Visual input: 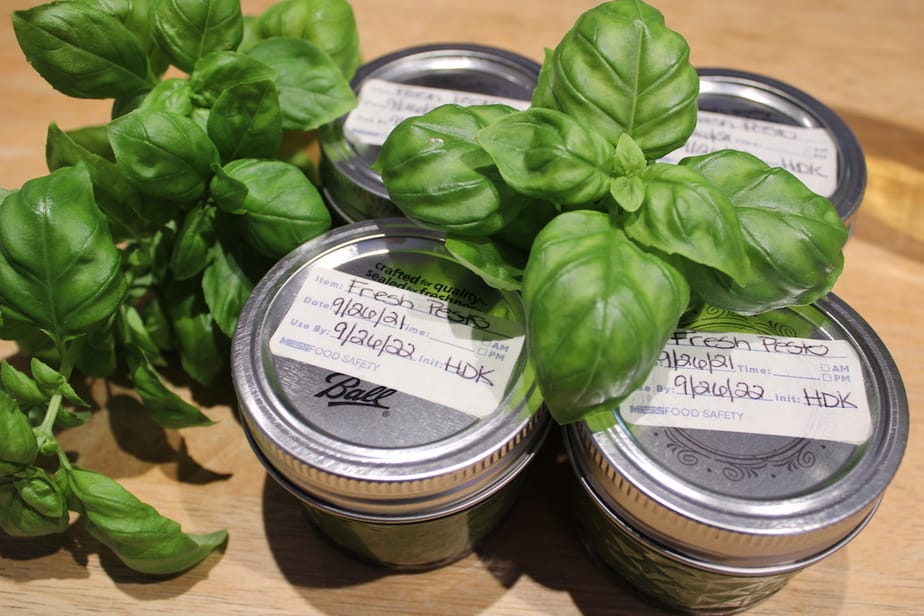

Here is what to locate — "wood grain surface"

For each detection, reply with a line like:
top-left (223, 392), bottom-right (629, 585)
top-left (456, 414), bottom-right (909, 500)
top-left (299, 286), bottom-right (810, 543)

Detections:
top-left (1, 1), bottom-right (922, 614)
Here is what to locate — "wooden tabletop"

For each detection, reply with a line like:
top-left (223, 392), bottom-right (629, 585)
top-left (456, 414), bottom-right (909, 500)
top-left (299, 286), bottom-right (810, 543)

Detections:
top-left (2, 1), bottom-right (922, 614)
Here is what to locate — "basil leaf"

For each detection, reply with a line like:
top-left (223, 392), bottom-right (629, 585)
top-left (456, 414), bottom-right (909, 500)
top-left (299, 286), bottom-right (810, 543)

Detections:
top-left (152, 0), bottom-right (244, 73)
top-left (0, 467), bottom-right (69, 537)
top-left (71, 322), bottom-right (118, 378)
top-left (207, 80), bottom-right (283, 162)
top-left (189, 51), bottom-right (277, 108)
top-left (0, 309), bottom-right (56, 362)
top-left (680, 150), bottom-right (848, 314)
top-left (609, 133), bottom-right (647, 212)
top-left (170, 204), bottom-right (217, 281)
top-left (445, 236), bottom-right (526, 292)
top-left (376, 104), bottom-right (527, 236)
top-left (1, 361), bottom-right (47, 407)
top-left (245, 37), bottom-right (356, 131)
top-left (532, 0), bottom-right (698, 160)
top-left (71, 0), bottom-right (171, 76)
top-left (163, 279), bottom-right (226, 385)
top-left (621, 162), bottom-right (750, 284)
top-left (255, 0), bottom-right (361, 79)
top-left (50, 123), bottom-right (113, 161)
top-left (202, 241), bottom-right (255, 338)
top-left (118, 305), bottom-right (166, 366)
top-left (137, 78), bottom-right (194, 116)
top-left (0, 166), bottom-right (127, 344)
top-left (31, 358), bottom-right (89, 407)
top-left (109, 109), bottom-right (220, 203)
top-left (491, 199), bottom-right (559, 252)
top-left (125, 347), bottom-right (214, 428)
top-left (610, 175), bottom-right (645, 213)
top-left (523, 210), bottom-right (690, 423)
top-left (45, 122), bottom-right (146, 240)
top-left (477, 107), bottom-right (614, 207)
top-left (0, 391), bottom-right (39, 466)
top-left (69, 467), bottom-right (226, 574)
top-left (210, 159), bottom-right (331, 259)
top-left (12, 1), bottom-right (155, 99)
top-left (138, 296), bottom-right (173, 354)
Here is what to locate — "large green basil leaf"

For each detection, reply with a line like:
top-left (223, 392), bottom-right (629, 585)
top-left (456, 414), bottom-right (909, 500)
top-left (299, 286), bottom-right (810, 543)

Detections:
top-left (376, 104), bottom-right (527, 236)
top-left (0, 391), bottom-right (38, 466)
top-left (0, 167), bottom-right (127, 344)
top-left (12, 1), bottom-right (155, 99)
top-left (108, 109), bottom-right (220, 203)
top-left (254, 0), bottom-right (361, 79)
top-left (523, 210), bottom-right (690, 423)
top-left (477, 107), bottom-right (614, 207)
top-left (680, 150), bottom-right (848, 314)
top-left (207, 80), bottom-right (283, 162)
top-left (621, 162), bottom-right (750, 284)
top-left (209, 159), bottom-right (331, 259)
top-left (189, 51), bottom-right (278, 107)
top-left (45, 122), bottom-right (146, 240)
top-left (152, 0), bottom-right (244, 73)
top-left (245, 37), bottom-right (356, 131)
top-left (69, 467), bottom-right (226, 574)
top-left (532, 0), bottom-right (698, 160)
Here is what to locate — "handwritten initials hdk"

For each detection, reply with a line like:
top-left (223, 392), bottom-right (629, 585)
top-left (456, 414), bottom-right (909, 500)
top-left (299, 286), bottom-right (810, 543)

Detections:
top-left (314, 372), bottom-right (396, 410)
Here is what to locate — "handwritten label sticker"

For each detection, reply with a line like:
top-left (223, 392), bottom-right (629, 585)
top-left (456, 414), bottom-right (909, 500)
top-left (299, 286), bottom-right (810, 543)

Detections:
top-left (342, 78), bottom-right (531, 146)
top-left (269, 267), bottom-right (525, 418)
top-left (659, 110), bottom-right (839, 197)
top-left (620, 331), bottom-right (872, 444)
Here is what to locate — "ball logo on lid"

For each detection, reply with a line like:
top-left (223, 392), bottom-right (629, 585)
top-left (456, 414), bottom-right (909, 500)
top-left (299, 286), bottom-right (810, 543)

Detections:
top-left (314, 372), bottom-right (397, 410)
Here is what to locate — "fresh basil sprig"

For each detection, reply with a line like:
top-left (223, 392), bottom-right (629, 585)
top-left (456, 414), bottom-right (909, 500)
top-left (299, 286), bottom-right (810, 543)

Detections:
top-left (4, 0), bottom-right (360, 574)
top-left (376, 0), bottom-right (848, 424)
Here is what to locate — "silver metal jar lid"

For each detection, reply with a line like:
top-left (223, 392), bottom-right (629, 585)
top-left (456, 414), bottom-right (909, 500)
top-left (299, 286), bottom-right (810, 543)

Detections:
top-left (565, 294), bottom-right (907, 571)
top-left (662, 68), bottom-right (867, 230)
top-left (318, 44), bottom-right (541, 224)
top-left (232, 219), bottom-right (547, 521)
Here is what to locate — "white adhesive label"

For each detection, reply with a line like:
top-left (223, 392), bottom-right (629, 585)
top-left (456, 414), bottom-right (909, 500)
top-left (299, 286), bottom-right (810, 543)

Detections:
top-left (620, 331), bottom-right (872, 444)
top-left (343, 78), bottom-right (532, 146)
top-left (269, 268), bottom-right (525, 418)
top-left (659, 110), bottom-right (839, 197)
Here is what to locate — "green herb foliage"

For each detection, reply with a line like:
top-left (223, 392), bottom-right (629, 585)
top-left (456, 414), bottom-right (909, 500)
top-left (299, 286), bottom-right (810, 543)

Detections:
top-left (3, 0), bottom-right (360, 574)
top-left (376, 0), bottom-right (849, 424)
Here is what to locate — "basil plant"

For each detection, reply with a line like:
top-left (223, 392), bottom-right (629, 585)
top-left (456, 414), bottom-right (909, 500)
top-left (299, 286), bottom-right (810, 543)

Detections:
top-left (376, 0), bottom-right (848, 424)
top-left (2, 0), bottom-right (361, 575)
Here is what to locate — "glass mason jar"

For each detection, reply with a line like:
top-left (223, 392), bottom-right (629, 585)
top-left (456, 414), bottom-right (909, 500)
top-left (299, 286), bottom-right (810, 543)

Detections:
top-left (232, 219), bottom-right (549, 570)
top-left (564, 298), bottom-right (907, 613)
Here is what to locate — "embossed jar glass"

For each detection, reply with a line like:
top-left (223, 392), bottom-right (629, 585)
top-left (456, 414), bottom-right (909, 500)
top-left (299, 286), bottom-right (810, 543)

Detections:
top-left (231, 219), bottom-right (549, 570)
top-left (563, 298), bottom-right (907, 614)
